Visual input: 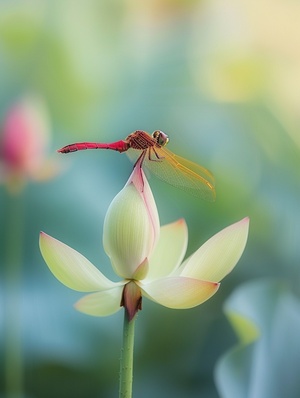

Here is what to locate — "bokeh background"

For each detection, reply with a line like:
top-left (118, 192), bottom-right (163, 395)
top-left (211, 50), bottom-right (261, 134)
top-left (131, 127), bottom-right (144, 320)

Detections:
top-left (1, 1), bottom-right (300, 397)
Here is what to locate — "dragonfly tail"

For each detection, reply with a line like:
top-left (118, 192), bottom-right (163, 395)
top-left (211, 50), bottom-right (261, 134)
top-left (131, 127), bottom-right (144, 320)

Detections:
top-left (57, 140), bottom-right (129, 153)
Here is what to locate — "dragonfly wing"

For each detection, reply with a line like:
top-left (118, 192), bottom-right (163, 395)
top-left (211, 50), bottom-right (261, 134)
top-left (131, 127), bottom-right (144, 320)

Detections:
top-left (143, 147), bottom-right (216, 201)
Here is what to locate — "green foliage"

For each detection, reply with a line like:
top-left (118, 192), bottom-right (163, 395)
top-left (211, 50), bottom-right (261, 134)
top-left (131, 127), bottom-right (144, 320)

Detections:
top-left (216, 280), bottom-right (300, 398)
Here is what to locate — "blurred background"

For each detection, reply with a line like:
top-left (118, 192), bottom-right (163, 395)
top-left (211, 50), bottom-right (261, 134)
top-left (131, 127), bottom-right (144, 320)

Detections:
top-left (0, 0), bottom-right (300, 397)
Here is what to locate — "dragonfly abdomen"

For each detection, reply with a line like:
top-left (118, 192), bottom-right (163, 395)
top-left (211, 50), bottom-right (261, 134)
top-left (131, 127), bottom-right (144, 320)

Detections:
top-left (58, 140), bottom-right (129, 153)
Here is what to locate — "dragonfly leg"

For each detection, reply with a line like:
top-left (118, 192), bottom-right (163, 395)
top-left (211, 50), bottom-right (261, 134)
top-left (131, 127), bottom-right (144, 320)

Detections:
top-left (149, 147), bottom-right (164, 162)
top-left (133, 151), bottom-right (147, 192)
top-left (133, 150), bottom-right (146, 168)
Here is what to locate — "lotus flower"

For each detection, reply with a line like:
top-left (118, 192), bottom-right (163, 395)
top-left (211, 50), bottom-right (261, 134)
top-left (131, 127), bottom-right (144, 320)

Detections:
top-left (40, 165), bottom-right (249, 320)
top-left (0, 96), bottom-right (57, 192)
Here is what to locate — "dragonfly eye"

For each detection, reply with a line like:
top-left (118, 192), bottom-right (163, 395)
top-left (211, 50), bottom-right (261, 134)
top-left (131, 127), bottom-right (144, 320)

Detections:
top-left (152, 130), bottom-right (169, 147)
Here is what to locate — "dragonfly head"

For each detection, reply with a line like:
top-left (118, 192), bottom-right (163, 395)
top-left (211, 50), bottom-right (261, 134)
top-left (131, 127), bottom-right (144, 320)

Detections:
top-left (152, 130), bottom-right (169, 147)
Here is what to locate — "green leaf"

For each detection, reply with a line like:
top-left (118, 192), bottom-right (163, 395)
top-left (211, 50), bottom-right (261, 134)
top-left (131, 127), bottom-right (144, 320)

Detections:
top-left (215, 279), bottom-right (300, 398)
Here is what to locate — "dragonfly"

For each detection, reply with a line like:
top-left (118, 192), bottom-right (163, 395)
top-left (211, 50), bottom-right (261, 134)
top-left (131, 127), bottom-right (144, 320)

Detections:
top-left (58, 130), bottom-right (216, 201)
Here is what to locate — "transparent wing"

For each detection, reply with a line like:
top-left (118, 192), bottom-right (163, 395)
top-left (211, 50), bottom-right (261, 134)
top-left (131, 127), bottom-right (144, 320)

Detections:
top-left (126, 146), bottom-right (216, 202)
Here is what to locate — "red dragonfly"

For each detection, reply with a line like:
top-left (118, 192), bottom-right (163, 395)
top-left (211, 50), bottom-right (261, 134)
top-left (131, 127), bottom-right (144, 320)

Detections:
top-left (58, 130), bottom-right (216, 201)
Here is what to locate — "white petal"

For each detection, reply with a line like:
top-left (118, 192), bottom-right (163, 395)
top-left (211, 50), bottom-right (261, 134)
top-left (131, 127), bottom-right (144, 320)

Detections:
top-left (180, 218), bottom-right (249, 282)
top-left (39, 232), bottom-right (118, 292)
top-left (75, 286), bottom-right (124, 316)
top-left (146, 219), bottom-right (188, 281)
top-left (103, 182), bottom-right (156, 279)
top-left (130, 167), bottom-right (160, 249)
top-left (139, 277), bottom-right (219, 309)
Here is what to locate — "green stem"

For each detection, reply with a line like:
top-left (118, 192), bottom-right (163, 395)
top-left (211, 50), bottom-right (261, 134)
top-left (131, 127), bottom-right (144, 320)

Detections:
top-left (119, 311), bottom-right (136, 398)
top-left (4, 191), bottom-right (24, 398)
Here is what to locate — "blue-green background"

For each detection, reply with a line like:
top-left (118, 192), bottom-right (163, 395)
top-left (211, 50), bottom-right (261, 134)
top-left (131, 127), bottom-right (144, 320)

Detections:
top-left (1, 1), bottom-right (300, 397)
